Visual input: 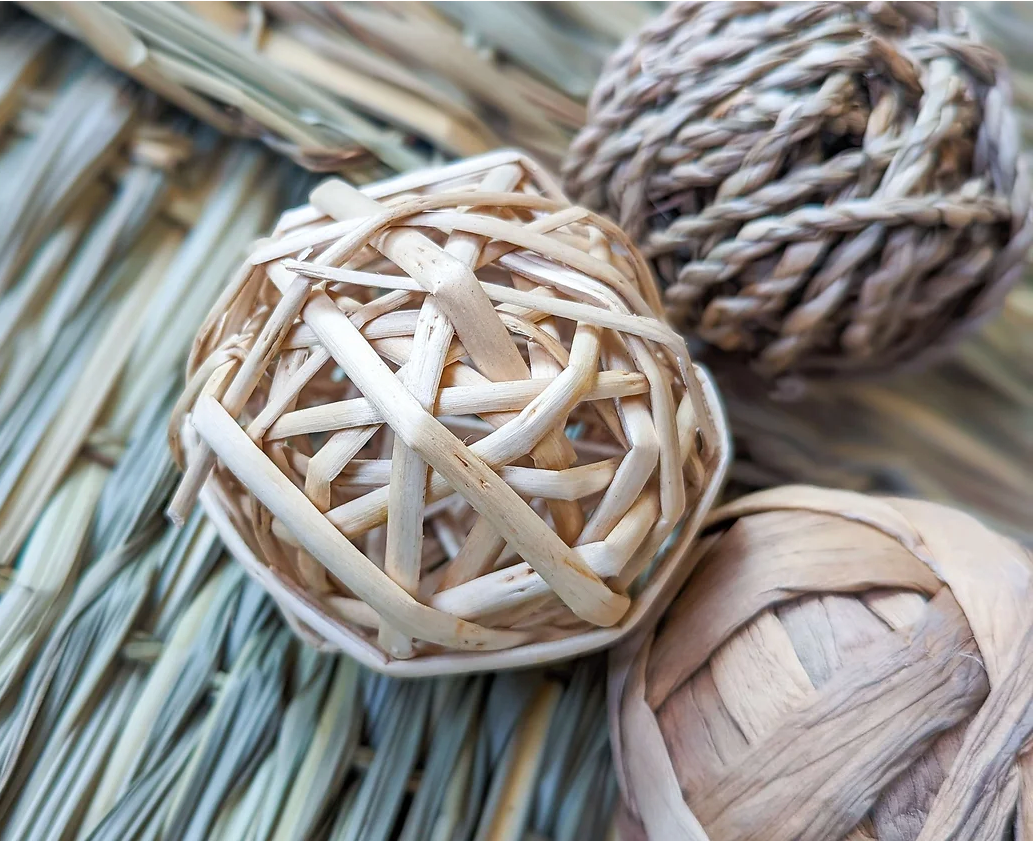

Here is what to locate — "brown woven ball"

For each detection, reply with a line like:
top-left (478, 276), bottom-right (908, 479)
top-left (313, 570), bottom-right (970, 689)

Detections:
top-left (565, 2), bottom-right (1032, 377)
top-left (168, 151), bottom-right (730, 676)
top-left (610, 485), bottom-right (1033, 841)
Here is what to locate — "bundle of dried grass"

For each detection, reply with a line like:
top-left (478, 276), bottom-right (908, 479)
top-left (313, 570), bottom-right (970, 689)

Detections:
top-left (0, 17), bottom-right (241, 569)
top-left (24, 1), bottom-right (659, 176)
top-left (0, 18), bottom-right (626, 839)
top-left (612, 486), bottom-right (1033, 841)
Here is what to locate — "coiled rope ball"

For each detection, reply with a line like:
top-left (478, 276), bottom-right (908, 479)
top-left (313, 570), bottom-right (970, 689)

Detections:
top-left (565, 2), bottom-right (1032, 378)
top-left (168, 151), bottom-right (729, 676)
top-left (610, 486), bottom-right (1033, 841)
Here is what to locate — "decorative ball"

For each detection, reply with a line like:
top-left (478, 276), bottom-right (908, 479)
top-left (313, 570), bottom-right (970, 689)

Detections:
top-left (169, 150), bottom-right (730, 676)
top-left (564, 2), bottom-right (1032, 378)
top-left (610, 485), bottom-right (1033, 841)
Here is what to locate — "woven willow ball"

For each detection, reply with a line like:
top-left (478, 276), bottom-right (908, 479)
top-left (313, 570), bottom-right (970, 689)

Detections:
top-left (611, 486), bottom-right (1033, 841)
top-left (565, 2), bottom-right (1032, 378)
top-left (170, 151), bottom-right (729, 677)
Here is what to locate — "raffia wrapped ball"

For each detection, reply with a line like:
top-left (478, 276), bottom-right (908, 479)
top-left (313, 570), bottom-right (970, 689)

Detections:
top-left (169, 151), bottom-right (729, 676)
top-left (610, 486), bottom-right (1033, 841)
top-left (565, 2), bottom-right (1032, 377)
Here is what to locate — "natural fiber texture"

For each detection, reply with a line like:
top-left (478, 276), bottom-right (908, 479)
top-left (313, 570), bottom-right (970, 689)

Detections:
top-left (565, 1), bottom-right (1032, 377)
top-left (611, 485), bottom-right (1033, 841)
top-left (23, 1), bottom-right (659, 177)
top-left (0, 6), bottom-right (1030, 840)
top-left (170, 151), bottom-right (729, 675)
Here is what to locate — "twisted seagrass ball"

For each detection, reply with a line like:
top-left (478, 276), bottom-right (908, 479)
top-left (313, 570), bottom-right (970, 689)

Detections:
top-left (611, 486), bottom-right (1033, 841)
top-left (565, 2), bottom-right (1032, 377)
top-left (169, 151), bottom-right (729, 676)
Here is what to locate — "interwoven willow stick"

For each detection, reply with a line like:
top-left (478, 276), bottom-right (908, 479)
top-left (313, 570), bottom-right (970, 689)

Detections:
top-left (170, 150), bottom-right (729, 675)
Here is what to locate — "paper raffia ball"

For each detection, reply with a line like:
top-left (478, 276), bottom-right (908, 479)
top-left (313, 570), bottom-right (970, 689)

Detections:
top-left (169, 151), bottom-right (729, 676)
top-left (611, 486), bottom-right (1033, 841)
top-left (565, 2), bottom-right (1032, 378)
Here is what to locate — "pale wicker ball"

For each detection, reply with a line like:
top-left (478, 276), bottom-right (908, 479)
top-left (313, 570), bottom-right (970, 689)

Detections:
top-left (565, 2), bottom-right (1032, 377)
top-left (169, 151), bottom-right (729, 676)
top-left (610, 486), bottom-right (1033, 841)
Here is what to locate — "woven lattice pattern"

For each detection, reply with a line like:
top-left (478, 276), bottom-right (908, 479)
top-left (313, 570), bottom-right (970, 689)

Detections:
top-left (565, 2), bottom-right (1032, 377)
top-left (612, 486), bottom-right (1033, 841)
top-left (169, 151), bottom-right (728, 675)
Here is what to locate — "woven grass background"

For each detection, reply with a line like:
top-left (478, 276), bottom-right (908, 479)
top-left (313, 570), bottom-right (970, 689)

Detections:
top-left (25, 1), bottom-right (661, 175)
top-left (0, 3), bottom-right (1030, 840)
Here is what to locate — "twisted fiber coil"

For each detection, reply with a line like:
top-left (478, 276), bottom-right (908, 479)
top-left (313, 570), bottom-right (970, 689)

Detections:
top-left (610, 485), bottom-right (1033, 841)
top-left (565, 2), bottom-right (1032, 377)
top-left (169, 151), bottom-right (729, 676)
